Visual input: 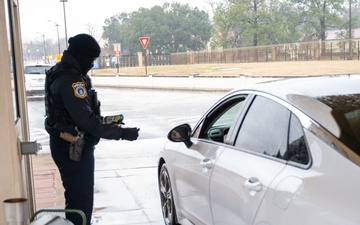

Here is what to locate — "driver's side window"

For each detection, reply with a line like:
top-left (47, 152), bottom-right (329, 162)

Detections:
top-left (198, 96), bottom-right (247, 143)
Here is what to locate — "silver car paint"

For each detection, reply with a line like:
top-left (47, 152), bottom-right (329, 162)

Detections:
top-left (158, 75), bottom-right (360, 225)
top-left (254, 129), bottom-right (360, 225)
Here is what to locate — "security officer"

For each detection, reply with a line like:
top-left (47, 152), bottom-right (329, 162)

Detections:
top-left (44, 33), bottom-right (139, 225)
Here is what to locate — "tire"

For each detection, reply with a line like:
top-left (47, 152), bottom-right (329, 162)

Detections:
top-left (159, 163), bottom-right (178, 225)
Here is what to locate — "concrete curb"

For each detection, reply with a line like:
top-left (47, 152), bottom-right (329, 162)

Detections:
top-left (90, 74), bottom-right (283, 91)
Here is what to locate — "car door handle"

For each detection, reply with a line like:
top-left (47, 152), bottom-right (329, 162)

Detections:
top-left (200, 158), bottom-right (213, 169)
top-left (244, 177), bottom-right (262, 192)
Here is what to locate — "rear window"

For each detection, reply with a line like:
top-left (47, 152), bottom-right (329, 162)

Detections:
top-left (24, 65), bottom-right (51, 74)
top-left (317, 94), bottom-right (360, 156)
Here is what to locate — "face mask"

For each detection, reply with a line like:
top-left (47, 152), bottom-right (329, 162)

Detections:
top-left (78, 55), bottom-right (95, 75)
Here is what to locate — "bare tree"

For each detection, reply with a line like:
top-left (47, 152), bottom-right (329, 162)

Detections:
top-left (85, 22), bottom-right (102, 43)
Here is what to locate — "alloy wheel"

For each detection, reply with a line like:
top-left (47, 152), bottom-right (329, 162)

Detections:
top-left (159, 164), bottom-right (175, 225)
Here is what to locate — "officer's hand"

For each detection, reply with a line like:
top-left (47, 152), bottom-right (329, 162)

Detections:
top-left (121, 127), bottom-right (140, 141)
top-left (60, 132), bottom-right (80, 143)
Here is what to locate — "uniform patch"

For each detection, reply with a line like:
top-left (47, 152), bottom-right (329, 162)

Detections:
top-left (72, 82), bottom-right (87, 99)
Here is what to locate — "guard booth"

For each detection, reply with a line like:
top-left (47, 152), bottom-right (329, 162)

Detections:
top-left (0, 0), bottom-right (39, 223)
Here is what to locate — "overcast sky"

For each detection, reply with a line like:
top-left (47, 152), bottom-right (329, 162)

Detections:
top-left (18, 0), bottom-right (213, 43)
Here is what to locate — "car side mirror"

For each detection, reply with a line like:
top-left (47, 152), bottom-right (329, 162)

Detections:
top-left (167, 123), bottom-right (193, 148)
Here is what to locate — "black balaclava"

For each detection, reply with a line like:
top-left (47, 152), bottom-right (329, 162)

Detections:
top-left (67, 34), bottom-right (101, 75)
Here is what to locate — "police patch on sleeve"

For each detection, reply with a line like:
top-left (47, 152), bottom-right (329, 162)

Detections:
top-left (72, 82), bottom-right (87, 99)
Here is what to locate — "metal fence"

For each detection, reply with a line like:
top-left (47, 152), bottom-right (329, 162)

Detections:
top-left (98, 55), bottom-right (139, 68)
top-left (171, 39), bottom-right (360, 64)
top-left (147, 54), bottom-right (171, 66)
top-left (97, 39), bottom-right (360, 69)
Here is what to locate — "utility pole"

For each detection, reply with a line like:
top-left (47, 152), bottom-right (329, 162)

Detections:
top-left (60, 0), bottom-right (68, 48)
top-left (37, 32), bottom-right (47, 63)
top-left (48, 20), bottom-right (61, 55)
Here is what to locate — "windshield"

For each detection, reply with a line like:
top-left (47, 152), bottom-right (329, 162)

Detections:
top-left (317, 94), bottom-right (360, 156)
top-left (24, 65), bottom-right (51, 74)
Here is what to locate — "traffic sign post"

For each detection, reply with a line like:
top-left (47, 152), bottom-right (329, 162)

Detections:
top-left (113, 43), bottom-right (121, 74)
top-left (139, 37), bottom-right (150, 75)
top-left (139, 37), bottom-right (150, 49)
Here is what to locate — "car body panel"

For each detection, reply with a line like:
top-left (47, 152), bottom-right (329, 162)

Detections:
top-left (254, 130), bottom-right (360, 225)
top-left (209, 147), bottom-right (286, 225)
top-left (158, 75), bottom-right (360, 225)
top-left (171, 139), bottom-right (225, 225)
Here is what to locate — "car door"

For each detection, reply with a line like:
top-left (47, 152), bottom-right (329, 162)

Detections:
top-left (175, 94), bottom-right (248, 225)
top-left (253, 109), bottom-right (360, 225)
top-left (209, 94), bottom-right (290, 225)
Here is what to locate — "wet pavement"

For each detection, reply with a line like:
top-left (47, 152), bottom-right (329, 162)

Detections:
top-left (30, 76), bottom-right (278, 224)
top-left (28, 88), bottom-right (226, 225)
top-left (91, 138), bottom-right (167, 225)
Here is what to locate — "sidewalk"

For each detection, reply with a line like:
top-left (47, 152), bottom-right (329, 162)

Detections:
top-left (33, 138), bottom-right (167, 225)
top-left (91, 138), bottom-right (166, 225)
top-left (90, 73), bottom-right (282, 91)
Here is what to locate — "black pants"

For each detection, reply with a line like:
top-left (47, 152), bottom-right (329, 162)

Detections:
top-left (50, 137), bottom-right (95, 225)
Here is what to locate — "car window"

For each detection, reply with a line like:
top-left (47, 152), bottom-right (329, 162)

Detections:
top-left (345, 109), bottom-right (360, 144)
top-left (212, 102), bottom-right (242, 128)
top-left (317, 94), bottom-right (360, 156)
top-left (235, 95), bottom-right (290, 158)
top-left (286, 114), bottom-right (310, 165)
top-left (24, 66), bottom-right (51, 74)
top-left (197, 95), bottom-right (247, 143)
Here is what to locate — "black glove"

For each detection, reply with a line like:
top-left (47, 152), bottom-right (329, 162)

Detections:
top-left (121, 127), bottom-right (140, 141)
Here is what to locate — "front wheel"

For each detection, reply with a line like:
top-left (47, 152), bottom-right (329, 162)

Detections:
top-left (159, 163), bottom-right (177, 225)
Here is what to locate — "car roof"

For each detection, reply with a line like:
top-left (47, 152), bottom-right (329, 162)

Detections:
top-left (233, 74), bottom-right (360, 137)
top-left (241, 74), bottom-right (360, 98)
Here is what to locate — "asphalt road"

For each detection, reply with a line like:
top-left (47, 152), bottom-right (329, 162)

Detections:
top-left (27, 87), bottom-right (226, 152)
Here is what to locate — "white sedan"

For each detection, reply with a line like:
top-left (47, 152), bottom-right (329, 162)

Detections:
top-left (157, 75), bottom-right (360, 225)
top-left (24, 64), bottom-right (51, 96)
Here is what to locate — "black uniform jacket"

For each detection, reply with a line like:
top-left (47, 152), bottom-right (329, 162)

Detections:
top-left (45, 51), bottom-right (125, 144)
